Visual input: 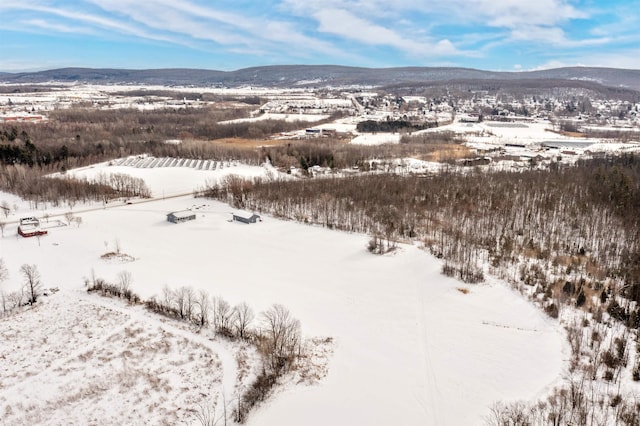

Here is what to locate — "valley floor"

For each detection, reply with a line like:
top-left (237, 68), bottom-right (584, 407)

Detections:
top-left (0, 184), bottom-right (566, 425)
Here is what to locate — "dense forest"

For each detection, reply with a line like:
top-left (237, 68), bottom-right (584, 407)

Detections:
top-left (0, 106), bottom-right (334, 169)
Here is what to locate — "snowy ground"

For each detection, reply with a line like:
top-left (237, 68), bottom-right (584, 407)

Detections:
top-left (350, 132), bottom-right (401, 145)
top-left (0, 291), bottom-right (240, 425)
top-left (0, 163), bottom-right (567, 425)
top-left (61, 157), bottom-right (283, 198)
top-left (218, 112), bottom-right (329, 124)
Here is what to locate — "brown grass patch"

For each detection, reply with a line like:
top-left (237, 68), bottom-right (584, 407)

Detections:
top-left (207, 137), bottom-right (293, 149)
top-left (419, 144), bottom-right (475, 162)
top-left (585, 258), bottom-right (607, 280)
top-left (544, 128), bottom-right (586, 138)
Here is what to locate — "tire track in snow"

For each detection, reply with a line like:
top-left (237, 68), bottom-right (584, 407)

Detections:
top-left (415, 278), bottom-right (442, 425)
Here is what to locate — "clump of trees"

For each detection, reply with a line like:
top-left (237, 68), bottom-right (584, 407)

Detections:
top-left (486, 380), bottom-right (640, 426)
top-left (0, 165), bottom-right (151, 208)
top-left (144, 285), bottom-right (302, 422)
top-left (85, 270), bottom-right (140, 304)
top-left (1, 261), bottom-right (44, 315)
top-left (356, 119), bottom-right (436, 133)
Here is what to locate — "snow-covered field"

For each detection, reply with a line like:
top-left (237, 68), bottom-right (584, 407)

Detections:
top-left (61, 157), bottom-right (283, 198)
top-left (0, 163), bottom-right (567, 425)
top-left (0, 292), bottom-right (241, 425)
top-left (218, 112), bottom-right (330, 124)
top-left (351, 132), bottom-right (401, 145)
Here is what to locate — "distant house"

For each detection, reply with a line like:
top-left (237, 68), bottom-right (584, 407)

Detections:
top-left (459, 113), bottom-right (480, 123)
top-left (232, 210), bottom-right (261, 224)
top-left (18, 217), bottom-right (47, 238)
top-left (167, 210), bottom-right (196, 224)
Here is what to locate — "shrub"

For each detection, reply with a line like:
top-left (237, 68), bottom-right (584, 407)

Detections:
top-left (545, 303), bottom-right (559, 319)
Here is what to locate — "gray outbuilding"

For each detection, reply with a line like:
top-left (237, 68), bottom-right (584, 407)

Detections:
top-left (232, 210), bottom-right (261, 224)
top-left (167, 210), bottom-right (196, 224)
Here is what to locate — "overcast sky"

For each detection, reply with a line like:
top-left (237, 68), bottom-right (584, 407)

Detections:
top-left (1, 0), bottom-right (639, 72)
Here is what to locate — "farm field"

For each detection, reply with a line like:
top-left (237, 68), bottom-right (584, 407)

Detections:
top-left (0, 161), bottom-right (567, 425)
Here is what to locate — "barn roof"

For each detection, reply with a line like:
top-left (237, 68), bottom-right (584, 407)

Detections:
top-left (167, 210), bottom-right (195, 219)
top-left (233, 210), bottom-right (260, 219)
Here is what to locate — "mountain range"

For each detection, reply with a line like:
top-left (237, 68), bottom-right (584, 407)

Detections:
top-left (1, 65), bottom-right (640, 91)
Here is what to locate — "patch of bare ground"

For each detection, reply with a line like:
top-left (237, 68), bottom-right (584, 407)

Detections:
top-left (100, 252), bottom-right (136, 263)
top-left (418, 144), bottom-right (475, 162)
top-left (206, 137), bottom-right (326, 149)
top-left (294, 337), bottom-right (334, 385)
top-left (544, 128), bottom-right (587, 138)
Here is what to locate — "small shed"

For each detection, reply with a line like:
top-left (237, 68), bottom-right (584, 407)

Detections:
top-left (232, 210), bottom-right (261, 224)
top-left (167, 210), bottom-right (196, 224)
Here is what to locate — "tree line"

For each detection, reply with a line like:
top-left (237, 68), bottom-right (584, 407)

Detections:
top-left (0, 165), bottom-right (150, 208)
top-left (0, 260), bottom-right (44, 316)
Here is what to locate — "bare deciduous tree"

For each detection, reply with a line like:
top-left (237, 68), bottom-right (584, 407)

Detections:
top-left (2, 290), bottom-right (24, 313)
top-left (194, 289), bottom-right (211, 327)
top-left (233, 302), bottom-right (254, 340)
top-left (213, 297), bottom-right (233, 335)
top-left (162, 285), bottom-right (174, 308)
top-left (260, 304), bottom-right (301, 370)
top-left (64, 211), bottom-right (74, 225)
top-left (117, 270), bottom-right (132, 294)
top-left (20, 263), bottom-right (42, 304)
top-left (173, 286), bottom-right (196, 321)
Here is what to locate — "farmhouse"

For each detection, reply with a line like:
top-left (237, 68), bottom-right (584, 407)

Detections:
top-left (232, 210), bottom-right (261, 224)
top-left (166, 210), bottom-right (196, 224)
top-left (17, 217), bottom-right (48, 238)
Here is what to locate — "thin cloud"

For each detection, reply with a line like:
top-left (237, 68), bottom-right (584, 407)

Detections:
top-left (1, 2), bottom-right (182, 45)
top-left (20, 19), bottom-right (95, 34)
top-left (86, 0), bottom-right (349, 60)
top-left (311, 7), bottom-right (463, 57)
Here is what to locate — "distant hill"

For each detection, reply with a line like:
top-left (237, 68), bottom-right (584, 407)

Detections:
top-left (1, 65), bottom-right (640, 91)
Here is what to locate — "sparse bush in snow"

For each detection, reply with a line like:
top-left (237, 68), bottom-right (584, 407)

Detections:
top-left (85, 275), bottom-right (140, 304)
top-left (0, 258), bottom-right (8, 286)
top-left (442, 261), bottom-right (484, 284)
